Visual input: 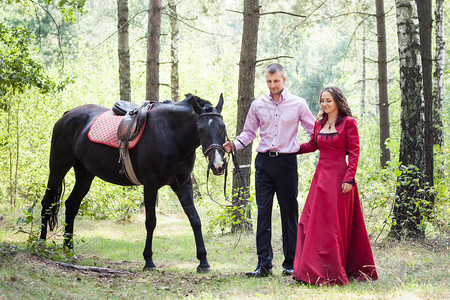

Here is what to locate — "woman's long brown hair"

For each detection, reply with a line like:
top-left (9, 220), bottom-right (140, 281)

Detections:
top-left (317, 86), bottom-right (353, 120)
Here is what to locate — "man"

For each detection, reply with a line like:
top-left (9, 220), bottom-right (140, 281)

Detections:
top-left (223, 63), bottom-right (315, 277)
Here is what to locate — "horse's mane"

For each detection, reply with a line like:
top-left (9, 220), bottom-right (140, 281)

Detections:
top-left (185, 94), bottom-right (213, 109)
top-left (159, 94), bottom-right (214, 112)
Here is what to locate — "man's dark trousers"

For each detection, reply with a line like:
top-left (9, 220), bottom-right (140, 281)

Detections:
top-left (254, 152), bottom-right (299, 270)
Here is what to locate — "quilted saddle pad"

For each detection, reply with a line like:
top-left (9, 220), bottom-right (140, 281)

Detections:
top-left (88, 110), bottom-right (144, 149)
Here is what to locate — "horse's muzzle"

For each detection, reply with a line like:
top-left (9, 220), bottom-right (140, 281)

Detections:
top-left (209, 156), bottom-right (227, 176)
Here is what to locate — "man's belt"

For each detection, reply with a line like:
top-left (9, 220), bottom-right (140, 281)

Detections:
top-left (262, 151), bottom-right (293, 157)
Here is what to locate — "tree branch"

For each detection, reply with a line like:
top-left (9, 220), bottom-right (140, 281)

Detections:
top-left (225, 9), bottom-right (243, 15)
top-left (256, 56), bottom-right (293, 64)
top-left (54, 261), bottom-right (134, 275)
top-left (281, 0), bottom-right (328, 47)
top-left (161, 10), bottom-right (231, 37)
top-left (90, 9), bottom-right (148, 51)
top-left (364, 57), bottom-right (396, 64)
top-left (29, 0), bottom-right (65, 70)
top-left (260, 11), bottom-right (306, 18)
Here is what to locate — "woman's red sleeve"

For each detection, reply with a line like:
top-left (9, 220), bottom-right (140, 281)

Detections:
top-left (343, 118), bottom-right (360, 183)
top-left (298, 121), bottom-right (319, 154)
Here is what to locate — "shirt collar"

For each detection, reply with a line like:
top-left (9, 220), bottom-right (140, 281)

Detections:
top-left (268, 88), bottom-right (288, 104)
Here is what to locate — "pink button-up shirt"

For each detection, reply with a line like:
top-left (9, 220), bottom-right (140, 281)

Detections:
top-left (234, 88), bottom-right (315, 153)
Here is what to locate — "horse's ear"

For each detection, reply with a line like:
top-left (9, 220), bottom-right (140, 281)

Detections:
top-left (216, 93), bottom-right (224, 113)
top-left (187, 94), bottom-right (203, 114)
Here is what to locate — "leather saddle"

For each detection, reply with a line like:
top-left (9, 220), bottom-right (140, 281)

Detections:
top-left (112, 100), bottom-right (154, 185)
top-left (113, 100), bottom-right (153, 142)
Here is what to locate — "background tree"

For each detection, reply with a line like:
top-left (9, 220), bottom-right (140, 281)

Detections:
top-left (117, 0), bottom-right (131, 101)
top-left (376, 0), bottom-right (391, 168)
top-left (360, 30), bottom-right (366, 121)
top-left (146, 0), bottom-right (161, 102)
top-left (390, 0), bottom-right (426, 240)
top-left (416, 0), bottom-right (433, 188)
top-left (433, 0), bottom-right (445, 149)
top-left (168, 0), bottom-right (180, 102)
top-left (231, 0), bottom-right (260, 233)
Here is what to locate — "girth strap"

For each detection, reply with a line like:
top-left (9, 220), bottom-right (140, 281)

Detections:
top-left (119, 146), bottom-right (142, 185)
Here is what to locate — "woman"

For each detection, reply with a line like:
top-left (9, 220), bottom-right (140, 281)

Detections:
top-left (292, 86), bottom-right (378, 285)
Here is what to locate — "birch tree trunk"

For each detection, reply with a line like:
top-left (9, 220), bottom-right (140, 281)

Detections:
top-left (376, 0), bottom-right (391, 168)
top-left (433, 0), bottom-right (445, 148)
top-left (231, 0), bottom-right (260, 233)
top-left (146, 0), bottom-right (161, 102)
top-left (117, 0), bottom-right (131, 102)
top-left (390, 0), bottom-right (426, 240)
top-left (168, 0), bottom-right (180, 102)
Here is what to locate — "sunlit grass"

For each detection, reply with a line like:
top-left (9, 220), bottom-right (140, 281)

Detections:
top-left (1, 203), bottom-right (449, 299)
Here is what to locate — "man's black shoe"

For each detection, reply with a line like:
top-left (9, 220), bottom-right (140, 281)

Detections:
top-left (245, 267), bottom-right (272, 278)
top-left (282, 268), bottom-right (293, 276)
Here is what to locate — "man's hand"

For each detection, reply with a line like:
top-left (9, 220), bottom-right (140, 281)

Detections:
top-left (223, 141), bottom-right (235, 154)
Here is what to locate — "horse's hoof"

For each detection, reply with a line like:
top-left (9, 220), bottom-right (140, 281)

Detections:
top-left (197, 266), bottom-right (211, 273)
top-left (143, 265), bottom-right (157, 271)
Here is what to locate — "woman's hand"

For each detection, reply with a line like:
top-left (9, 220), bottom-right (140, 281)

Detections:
top-left (342, 182), bottom-right (353, 194)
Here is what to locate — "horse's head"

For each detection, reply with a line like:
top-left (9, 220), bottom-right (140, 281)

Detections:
top-left (188, 94), bottom-right (227, 176)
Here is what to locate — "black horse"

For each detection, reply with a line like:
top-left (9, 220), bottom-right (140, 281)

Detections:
top-left (39, 94), bottom-right (227, 272)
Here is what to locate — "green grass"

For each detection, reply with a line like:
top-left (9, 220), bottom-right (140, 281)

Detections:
top-left (1, 206), bottom-right (449, 299)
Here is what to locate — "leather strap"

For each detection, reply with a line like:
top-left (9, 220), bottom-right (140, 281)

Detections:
top-left (118, 141), bottom-right (142, 185)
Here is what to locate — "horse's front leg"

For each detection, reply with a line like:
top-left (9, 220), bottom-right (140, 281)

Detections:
top-left (170, 176), bottom-right (210, 273)
top-left (143, 184), bottom-right (158, 271)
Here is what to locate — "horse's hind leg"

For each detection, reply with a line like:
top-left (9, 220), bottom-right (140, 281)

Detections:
top-left (143, 184), bottom-right (158, 271)
top-left (40, 154), bottom-right (75, 241)
top-left (63, 161), bottom-right (95, 249)
top-left (170, 176), bottom-right (210, 273)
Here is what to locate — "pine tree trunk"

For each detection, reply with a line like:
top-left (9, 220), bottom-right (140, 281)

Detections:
top-left (376, 0), bottom-right (391, 168)
top-left (168, 0), bottom-right (180, 102)
top-left (433, 0), bottom-right (445, 149)
top-left (390, 0), bottom-right (426, 240)
top-left (117, 0), bottom-right (131, 102)
top-left (231, 0), bottom-right (260, 233)
top-left (146, 0), bottom-right (161, 102)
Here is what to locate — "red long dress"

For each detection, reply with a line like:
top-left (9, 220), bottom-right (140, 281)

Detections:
top-left (292, 116), bottom-right (378, 285)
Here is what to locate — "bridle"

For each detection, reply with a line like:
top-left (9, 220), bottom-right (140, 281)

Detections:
top-left (197, 112), bottom-right (226, 157)
top-left (196, 111), bottom-right (251, 244)
top-left (196, 112), bottom-right (245, 208)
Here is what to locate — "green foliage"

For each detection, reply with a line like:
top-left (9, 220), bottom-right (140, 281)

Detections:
top-left (0, 23), bottom-right (55, 104)
top-left (13, 200), bottom-right (79, 262)
top-left (52, 0), bottom-right (87, 23)
top-left (0, 0), bottom-right (447, 245)
top-left (78, 183), bottom-right (143, 222)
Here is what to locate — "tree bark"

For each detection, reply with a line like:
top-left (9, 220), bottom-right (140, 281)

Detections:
top-left (360, 30), bottom-right (366, 121)
top-left (117, 0), bottom-right (131, 102)
top-left (390, 0), bottom-right (426, 240)
top-left (433, 0), bottom-right (445, 149)
top-left (168, 0), bottom-right (180, 102)
top-left (376, 0), bottom-right (391, 168)
top-left (146, 0), bottom-right (161, 102)
top-left (231, 0), bottom-right (260, 233)
top-left (416, 0), bottom-right (433, 188)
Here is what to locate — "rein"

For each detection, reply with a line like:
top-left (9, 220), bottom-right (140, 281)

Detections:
top-left (197, 112), bottom-right (246, 208)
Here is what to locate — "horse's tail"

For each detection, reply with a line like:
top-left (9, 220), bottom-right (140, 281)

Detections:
top-left (43, 182), bottom-right (64, 231)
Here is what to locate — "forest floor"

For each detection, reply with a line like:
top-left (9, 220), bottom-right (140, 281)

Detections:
top-left (0, 208), bottom-right (449, 299)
